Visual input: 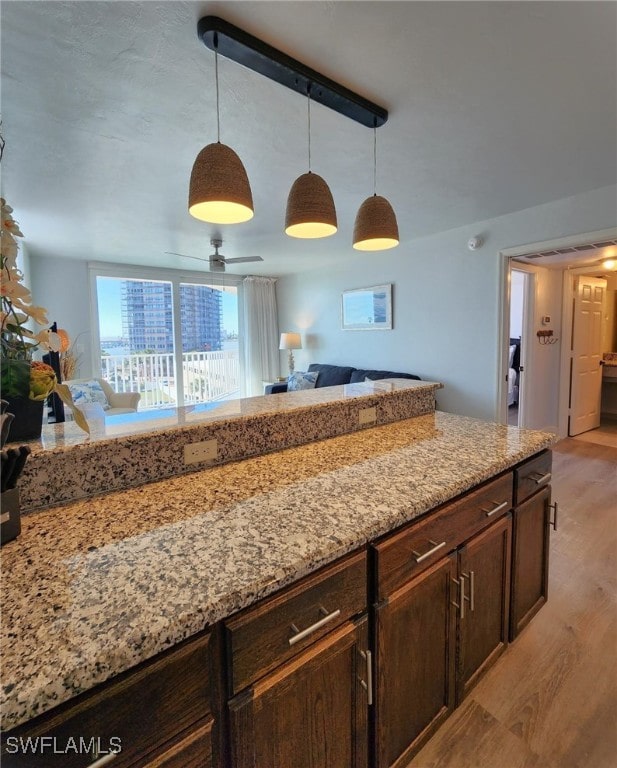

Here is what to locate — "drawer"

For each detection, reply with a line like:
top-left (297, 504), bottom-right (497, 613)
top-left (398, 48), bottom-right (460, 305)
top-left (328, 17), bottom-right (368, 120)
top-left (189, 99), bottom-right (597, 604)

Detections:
top-left (143, 719), bottom-right (213, 768)
top-left (2, 632), bottom-right (213, 768)
top-left (225, 549), bottom-right (367, 696)
top-left (375, 473), bottom-right (513, 599)
top-left (514, 450), bottom-right (552, 506)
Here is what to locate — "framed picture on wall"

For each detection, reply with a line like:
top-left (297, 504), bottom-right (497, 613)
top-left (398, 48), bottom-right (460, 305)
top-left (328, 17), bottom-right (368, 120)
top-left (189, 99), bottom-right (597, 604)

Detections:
top-left (341, 284), bottom-right (392, 330)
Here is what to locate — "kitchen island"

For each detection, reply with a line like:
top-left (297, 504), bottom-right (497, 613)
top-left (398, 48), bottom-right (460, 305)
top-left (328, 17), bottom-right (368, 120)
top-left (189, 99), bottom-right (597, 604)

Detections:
top-left (1, 411), bottom-right (553, 736)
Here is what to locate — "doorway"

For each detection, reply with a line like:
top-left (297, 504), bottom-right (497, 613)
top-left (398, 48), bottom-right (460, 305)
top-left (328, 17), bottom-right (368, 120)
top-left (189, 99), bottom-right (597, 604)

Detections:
top-left (507, 269), bottom-right (530, 427)
top-left (499, 227), bottom-right (617, 436)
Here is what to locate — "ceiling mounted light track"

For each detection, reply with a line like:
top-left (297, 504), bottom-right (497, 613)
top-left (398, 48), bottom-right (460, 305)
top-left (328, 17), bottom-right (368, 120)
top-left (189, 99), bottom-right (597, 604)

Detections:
top-left (197, 16), bottom-right (388, 128)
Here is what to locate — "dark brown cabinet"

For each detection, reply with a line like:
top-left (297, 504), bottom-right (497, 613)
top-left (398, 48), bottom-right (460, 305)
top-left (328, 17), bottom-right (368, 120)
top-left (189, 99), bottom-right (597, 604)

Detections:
top-left (510, 483), bottom-right (552, 639)
top-left (225, 550), bottom-right (369, 768)
top-left (228, 617), bottom-right (369, 768)
top-left (457, 514), bottom-right (511, 702)
top-left (1, 631), bottom-right (218, 768)
top-left (373, 477), bottom-right (514, 767)
top-left (374, 555), bottom-right (457, 768)
top-left (2, 451), bottom-right (554, 768)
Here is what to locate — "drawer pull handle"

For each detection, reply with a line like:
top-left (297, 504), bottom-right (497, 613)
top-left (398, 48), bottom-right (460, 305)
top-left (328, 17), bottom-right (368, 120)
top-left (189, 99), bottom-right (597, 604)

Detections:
top-left (412, 539), bottom-right (446, 563)
top-left (359, 649), bottom-right (373, 706)
top-left (288, 607), bottom-right (341, 646)
top-left (549, 501), bottom-right (558, 531)
top-left (531, 471), bottom-right (552, 486)
top-left (88, 753), bottom-right (118, 767)
top-left (481, 500), bottom-right (509, 518)
top-left (451, 576), bottom-right (466, 620)
top-left (462, 570), bottom-right (475, 612)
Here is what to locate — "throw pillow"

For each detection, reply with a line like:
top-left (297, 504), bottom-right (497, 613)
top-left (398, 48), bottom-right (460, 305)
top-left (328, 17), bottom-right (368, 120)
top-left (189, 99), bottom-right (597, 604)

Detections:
top-left (287, 371), bottom-right (319, 391)
top-left (67, 380), bottom-right (110, 410)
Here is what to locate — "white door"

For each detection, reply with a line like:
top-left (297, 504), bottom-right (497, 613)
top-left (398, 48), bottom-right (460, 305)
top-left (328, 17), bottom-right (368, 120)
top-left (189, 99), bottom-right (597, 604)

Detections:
top-left (569, 276), bottom-right (606, 436)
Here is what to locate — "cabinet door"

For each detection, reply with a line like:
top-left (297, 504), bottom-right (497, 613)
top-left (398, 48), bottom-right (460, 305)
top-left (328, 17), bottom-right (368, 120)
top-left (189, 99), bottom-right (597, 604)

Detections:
top-left (457, 514), bottom-right (512, 702)
top-left (228, 617), bottom-right (369, 768)
top-left (510, 486), bottom-right (551, 640)
top-left (374, 554), bottom-right (457, 768)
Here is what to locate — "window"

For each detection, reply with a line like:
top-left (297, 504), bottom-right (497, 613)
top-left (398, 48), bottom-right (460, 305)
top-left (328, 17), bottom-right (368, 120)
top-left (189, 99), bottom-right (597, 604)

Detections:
top-left (92, 266), bottom-right (241, 409)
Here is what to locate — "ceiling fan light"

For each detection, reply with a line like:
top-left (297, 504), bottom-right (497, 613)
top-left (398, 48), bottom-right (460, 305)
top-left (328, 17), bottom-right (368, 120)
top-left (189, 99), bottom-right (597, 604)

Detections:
top-left (285, 172), bottom-right (338, 239)
top-left (189, 142), bottom-right (254, 224)
top-left (353, 194), bottom-right (399, 251)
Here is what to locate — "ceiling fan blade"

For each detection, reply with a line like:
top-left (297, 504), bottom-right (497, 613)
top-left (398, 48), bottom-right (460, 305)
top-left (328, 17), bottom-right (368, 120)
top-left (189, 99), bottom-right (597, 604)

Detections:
top-left (223, 256), bottom-right (264, 264)
top-left (165, 251), bottom-right (205, 262)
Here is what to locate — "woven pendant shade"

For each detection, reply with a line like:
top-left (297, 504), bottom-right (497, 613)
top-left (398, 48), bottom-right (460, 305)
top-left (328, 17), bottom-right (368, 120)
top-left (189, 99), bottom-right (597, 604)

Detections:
top-left (285, 172), bottom-right (337, 239)
top-left (189, 142), bottom-right (254, 224)
top-left (353, 194), bottom-right (399, 251)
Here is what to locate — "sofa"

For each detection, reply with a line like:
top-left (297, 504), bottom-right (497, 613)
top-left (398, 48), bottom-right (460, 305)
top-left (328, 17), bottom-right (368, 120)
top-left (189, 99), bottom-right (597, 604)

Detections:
top-left (264, 363), bottom-right (421, 394)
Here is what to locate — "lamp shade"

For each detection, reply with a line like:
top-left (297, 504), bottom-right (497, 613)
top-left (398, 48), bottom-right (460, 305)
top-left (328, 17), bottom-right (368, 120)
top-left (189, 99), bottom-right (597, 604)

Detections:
top-left (285, 172), bottom-right (337, 239)
top-left (189, 142), bottom-right (254, 224)
top-left (352, 194), bottom-right (399, 251)
top-left (279, 332), bottom-right (302, 350)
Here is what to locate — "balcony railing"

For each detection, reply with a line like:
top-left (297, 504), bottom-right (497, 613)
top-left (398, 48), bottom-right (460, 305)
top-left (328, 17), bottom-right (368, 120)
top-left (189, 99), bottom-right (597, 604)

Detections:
top-left (100, 350), bottom-right (240, 409)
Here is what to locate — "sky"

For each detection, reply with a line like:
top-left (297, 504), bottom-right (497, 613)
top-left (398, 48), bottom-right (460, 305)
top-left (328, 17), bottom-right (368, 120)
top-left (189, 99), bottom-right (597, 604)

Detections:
top-left (96, 277), bottom-right (239, 338)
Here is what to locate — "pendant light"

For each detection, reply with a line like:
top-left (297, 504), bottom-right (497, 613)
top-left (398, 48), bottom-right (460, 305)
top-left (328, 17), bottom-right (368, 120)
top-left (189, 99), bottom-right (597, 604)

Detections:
top-left (353, 123), bottom-right (399, 251)
top-left (189, 40), bottom-right (254, 224)
top-left (285, 88), bottom-right (337, 239)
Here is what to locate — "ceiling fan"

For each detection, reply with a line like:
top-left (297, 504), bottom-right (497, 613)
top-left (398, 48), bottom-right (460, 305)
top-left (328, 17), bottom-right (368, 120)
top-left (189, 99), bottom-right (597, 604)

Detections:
top-left (166, 238), bottom-right (264, 272)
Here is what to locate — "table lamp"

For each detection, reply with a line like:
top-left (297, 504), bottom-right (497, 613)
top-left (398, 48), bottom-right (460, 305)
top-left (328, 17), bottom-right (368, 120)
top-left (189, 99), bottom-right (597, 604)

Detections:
top-left (279, 332), bottom-right (302, 376)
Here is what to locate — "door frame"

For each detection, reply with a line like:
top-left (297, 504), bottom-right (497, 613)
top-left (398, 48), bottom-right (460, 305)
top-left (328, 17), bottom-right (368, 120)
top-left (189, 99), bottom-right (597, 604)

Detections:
top-left (498, 227), bottom-right (617, 434)
top-left (508, 268), bottom-right (534, 428)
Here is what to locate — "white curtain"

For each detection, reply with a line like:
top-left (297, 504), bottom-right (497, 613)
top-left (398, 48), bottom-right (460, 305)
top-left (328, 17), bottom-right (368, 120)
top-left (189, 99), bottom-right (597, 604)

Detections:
top-left (242, 276), bottom-right (279, 396)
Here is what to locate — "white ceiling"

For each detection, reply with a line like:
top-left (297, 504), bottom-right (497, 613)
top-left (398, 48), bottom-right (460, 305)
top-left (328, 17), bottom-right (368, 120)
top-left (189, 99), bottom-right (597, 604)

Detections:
top-left (1, 1), bottom-right (616, 277)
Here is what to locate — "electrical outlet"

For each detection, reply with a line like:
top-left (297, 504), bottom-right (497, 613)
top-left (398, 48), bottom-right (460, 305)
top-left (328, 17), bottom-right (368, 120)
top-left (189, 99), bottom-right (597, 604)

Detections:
top-left (184, 439), bottom-right (218, 465)
top-left (358, 407), bottom-right (377, 425)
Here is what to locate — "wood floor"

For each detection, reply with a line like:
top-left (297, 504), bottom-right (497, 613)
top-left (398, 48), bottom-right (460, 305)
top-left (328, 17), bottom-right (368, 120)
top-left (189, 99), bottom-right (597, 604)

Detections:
top-left (406, 436), bottom-right (617, 768)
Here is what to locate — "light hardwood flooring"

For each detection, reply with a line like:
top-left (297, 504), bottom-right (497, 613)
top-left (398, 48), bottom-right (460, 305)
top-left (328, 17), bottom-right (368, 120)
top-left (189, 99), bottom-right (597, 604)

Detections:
top-left (406, 436), bottom-right (617, 768)
top-left (573, 418), bottom-right (617, 449)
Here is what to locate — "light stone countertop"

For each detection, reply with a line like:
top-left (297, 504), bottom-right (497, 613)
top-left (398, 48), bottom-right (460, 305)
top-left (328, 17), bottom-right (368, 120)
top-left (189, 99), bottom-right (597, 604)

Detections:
top-left (0, 411), bottom-right (554, 731)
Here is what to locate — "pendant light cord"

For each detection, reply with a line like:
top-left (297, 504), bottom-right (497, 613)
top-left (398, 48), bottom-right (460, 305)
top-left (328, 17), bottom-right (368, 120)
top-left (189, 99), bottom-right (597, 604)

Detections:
top-left (373, 123), bottom-right (377, 196)
top-left (307, 87), bottom-right (312, 172)
top-left (215, 45), bottom-right (221, 142)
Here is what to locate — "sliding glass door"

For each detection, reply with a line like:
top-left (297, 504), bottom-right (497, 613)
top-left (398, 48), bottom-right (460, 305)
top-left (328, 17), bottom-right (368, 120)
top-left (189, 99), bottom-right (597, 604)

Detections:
top-left (94, 270), bottom-right (240, 409)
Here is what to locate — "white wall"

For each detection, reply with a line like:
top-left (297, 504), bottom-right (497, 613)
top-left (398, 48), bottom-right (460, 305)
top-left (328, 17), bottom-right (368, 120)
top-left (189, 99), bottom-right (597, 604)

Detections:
top-left (276, 184), bottom-right (617, 422)
top-left (30, 254), bottom-right (94, 378)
